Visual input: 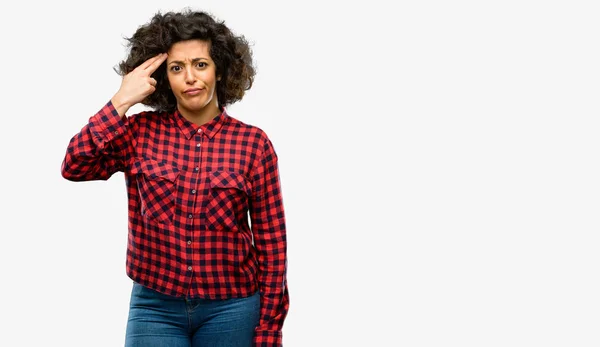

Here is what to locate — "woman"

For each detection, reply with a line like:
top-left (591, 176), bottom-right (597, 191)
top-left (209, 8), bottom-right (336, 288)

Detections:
top-left (61, 8), bottom-right (289, 347)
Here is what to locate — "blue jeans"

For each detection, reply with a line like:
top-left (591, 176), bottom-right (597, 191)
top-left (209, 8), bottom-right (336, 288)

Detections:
top-left (125, 282), bottom-right (260, 347)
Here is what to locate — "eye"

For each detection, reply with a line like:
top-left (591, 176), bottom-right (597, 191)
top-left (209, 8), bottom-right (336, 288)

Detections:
top-left (170, 65), bottom-right (181, 72)
top-left (196, 62), bottom-right (207, 68)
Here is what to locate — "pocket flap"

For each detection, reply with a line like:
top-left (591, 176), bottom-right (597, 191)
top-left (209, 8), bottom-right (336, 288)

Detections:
top-left (131, 159), bottom-right (179, 182)
top-left (209, 170), bottom-right (251, 194)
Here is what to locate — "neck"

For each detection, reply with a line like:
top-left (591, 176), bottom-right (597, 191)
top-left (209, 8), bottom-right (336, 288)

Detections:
top-left (178, 104), bottom-right (222, 126)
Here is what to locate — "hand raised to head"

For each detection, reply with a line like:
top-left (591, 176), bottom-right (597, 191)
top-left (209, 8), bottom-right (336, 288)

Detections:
top-left (136, 53), bottom-right (169, 75)
top-left (111, 53), bottom-right (168, 115)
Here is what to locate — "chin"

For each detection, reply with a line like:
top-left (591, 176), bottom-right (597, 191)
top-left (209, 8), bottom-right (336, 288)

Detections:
top-left (184, 101), bottom-right (209, 111)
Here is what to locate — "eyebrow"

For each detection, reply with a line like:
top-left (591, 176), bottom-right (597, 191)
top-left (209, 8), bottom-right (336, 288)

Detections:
top-left (168, 58), bottom-right (209, 65)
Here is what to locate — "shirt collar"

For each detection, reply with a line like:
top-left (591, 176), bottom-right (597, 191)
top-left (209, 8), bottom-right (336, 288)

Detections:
top-left (173, 107), bottom-right (229, 140)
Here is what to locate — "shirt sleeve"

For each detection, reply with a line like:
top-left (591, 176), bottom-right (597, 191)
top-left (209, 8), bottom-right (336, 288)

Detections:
top-left (61, 100), bottom-right (134, 181)
top-left (249, 137), bottom-right (289, 347)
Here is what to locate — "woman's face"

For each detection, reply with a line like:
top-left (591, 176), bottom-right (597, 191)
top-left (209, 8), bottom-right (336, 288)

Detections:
top-left (166, 39), bottom-right (220, 115)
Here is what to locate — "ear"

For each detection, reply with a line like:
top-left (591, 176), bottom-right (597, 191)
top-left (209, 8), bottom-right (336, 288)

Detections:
top-left (217, 75), bottom-right (222, 81)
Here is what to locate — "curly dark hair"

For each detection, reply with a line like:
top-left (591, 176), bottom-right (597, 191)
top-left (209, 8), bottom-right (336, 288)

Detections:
top-left (115, 8), bottom-right (256, 112)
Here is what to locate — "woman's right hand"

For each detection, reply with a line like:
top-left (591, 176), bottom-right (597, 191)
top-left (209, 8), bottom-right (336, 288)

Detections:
top-left (111, 53), bottom-right (168, 116)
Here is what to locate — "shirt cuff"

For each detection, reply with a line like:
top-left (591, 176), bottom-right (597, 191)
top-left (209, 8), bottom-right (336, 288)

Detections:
top-left (253, 330), bottom-right (282, 347)
top-left (89, 100), bottom-right (126, 148)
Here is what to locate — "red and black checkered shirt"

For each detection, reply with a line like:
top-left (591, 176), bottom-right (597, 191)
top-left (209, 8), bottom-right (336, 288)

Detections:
top-left (61, 100), bottom-right (289, 346)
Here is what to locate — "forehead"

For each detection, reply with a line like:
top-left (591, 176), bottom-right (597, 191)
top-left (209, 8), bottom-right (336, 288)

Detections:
top-left (167, 39), bottom-right (212, 60)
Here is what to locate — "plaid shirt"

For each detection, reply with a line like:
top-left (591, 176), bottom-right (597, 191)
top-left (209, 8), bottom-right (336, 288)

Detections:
top-left (61, 100), bottom-right (289, 346)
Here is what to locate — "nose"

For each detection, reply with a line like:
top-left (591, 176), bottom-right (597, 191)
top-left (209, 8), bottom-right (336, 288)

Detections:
top-left (184, 67), bottom-right (196, 84)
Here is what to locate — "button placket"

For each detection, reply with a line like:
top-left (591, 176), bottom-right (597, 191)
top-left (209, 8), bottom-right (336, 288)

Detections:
top-left (190, 132), bottom-right (202, 222)
top-left (185, 128), bottom-right (203, 266)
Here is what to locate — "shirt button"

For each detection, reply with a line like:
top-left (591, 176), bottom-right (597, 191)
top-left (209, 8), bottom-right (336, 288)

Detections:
top-left (188, 266), bottom-right (193, 271)
top-left (196, 143), bottom-right (201, 147)
top-left (197, 129), bottom-right (202, 133)
top-left (188, 214), bottom-right (193, 219)
top-left (187, 240), bottom-right (192, 245)
top-left (195, 167), bottom-right (199, 171)
top-left (192, 189), bottom-right (196, 194)
top-left (114, 131), bottom-right (119, 135)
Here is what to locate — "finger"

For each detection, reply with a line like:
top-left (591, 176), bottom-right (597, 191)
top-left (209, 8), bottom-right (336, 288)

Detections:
top-left (137, 53), bottom-right (164, 71)
top-left (145, 53), bottom-right (168, 74)
top-left (148, 77), bottom-right (157, 87)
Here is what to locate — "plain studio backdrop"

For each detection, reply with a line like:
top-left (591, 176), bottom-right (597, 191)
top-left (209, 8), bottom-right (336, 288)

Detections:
top-left (1, 0), bottom-right (599, 346)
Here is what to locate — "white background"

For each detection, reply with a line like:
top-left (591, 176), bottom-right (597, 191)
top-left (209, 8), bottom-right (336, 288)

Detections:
top-left (1, 0), bottom-right (599, 346)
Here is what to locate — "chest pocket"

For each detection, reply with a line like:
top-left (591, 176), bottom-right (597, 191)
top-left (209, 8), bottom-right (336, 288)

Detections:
top-left (131, 159), bottom-right (180, 224)
top-left (205, 170), bottom-right (251, 231)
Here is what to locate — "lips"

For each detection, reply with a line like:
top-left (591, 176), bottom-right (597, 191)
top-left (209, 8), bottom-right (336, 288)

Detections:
top-left (184, 88), bottom-right (204, 95)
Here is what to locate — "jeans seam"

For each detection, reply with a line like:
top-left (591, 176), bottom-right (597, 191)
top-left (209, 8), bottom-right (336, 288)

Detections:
top-left (185, 298), bottom-right (193, 335)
